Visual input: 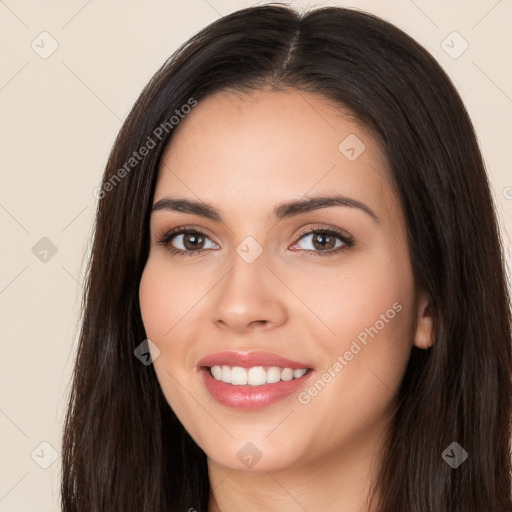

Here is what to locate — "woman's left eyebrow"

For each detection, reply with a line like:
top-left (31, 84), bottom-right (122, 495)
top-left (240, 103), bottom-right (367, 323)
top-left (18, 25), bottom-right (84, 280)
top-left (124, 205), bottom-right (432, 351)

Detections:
top-left (151, 194), bottom-right (379, 224)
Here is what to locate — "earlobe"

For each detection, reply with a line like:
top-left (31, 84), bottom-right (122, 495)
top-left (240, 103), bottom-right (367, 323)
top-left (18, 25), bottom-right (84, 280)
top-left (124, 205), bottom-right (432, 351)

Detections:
top-left (413, 291), bottom-right (435, 349)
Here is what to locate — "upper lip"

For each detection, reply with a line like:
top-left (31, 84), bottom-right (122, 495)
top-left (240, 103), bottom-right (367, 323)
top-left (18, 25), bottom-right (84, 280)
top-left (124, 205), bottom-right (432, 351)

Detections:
top-left (197, 351), bottom-right (314, 370)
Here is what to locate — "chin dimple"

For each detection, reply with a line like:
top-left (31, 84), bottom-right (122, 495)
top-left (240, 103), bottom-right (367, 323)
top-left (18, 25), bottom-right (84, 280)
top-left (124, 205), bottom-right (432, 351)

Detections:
top-left (209, 365), bottom-right (308, 386)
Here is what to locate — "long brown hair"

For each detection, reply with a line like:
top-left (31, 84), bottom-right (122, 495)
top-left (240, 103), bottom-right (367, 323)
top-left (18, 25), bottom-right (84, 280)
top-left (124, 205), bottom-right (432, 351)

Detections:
top-left (61, 4), bottom-right (512, 511)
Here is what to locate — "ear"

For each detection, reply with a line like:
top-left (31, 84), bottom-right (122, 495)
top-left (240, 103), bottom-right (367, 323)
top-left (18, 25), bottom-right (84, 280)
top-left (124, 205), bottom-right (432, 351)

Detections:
top-left (413, 289), bottom-right (434, 349)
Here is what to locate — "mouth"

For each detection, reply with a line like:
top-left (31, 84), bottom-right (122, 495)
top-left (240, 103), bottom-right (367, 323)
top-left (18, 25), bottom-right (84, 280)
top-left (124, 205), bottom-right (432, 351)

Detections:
top-left (196, 351), bottom-right (316, 410)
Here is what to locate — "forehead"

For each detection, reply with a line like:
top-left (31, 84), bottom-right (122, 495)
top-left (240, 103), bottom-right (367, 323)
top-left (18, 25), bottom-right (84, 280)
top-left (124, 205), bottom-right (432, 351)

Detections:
top-left (155, 87), bottom-right (397, 223)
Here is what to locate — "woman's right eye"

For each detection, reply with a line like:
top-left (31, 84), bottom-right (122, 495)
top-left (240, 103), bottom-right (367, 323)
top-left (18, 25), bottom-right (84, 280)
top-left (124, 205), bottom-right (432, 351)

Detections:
top-left (156, 228), bottom-right (219, 257)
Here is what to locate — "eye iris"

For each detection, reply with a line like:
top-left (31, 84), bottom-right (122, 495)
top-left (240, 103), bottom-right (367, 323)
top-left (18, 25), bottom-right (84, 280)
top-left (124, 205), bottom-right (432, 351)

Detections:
top-left (313, 233), bottom-right (335, 250)
top-left (183, 232), bottom-right (204, 250)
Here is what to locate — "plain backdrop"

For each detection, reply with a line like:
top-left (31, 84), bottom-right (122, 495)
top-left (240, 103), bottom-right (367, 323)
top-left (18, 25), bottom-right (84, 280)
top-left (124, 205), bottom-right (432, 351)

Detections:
top-left (1, 1), bottom-right (511, 510)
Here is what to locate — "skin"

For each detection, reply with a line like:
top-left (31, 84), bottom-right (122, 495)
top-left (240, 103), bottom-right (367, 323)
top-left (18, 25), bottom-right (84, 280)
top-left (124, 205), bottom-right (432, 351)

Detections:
top-left (139, 87), bottom-right (434, 512)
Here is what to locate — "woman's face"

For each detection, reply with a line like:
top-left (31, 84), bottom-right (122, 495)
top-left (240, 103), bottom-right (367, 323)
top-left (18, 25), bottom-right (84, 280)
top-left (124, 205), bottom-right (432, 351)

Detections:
top-left (139, 87), bottom-right (433, 474)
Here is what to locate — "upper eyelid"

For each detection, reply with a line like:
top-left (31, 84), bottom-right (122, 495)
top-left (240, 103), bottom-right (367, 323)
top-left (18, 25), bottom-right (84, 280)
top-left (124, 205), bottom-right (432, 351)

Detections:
top-left (155, 225), bottom-right (217, 243)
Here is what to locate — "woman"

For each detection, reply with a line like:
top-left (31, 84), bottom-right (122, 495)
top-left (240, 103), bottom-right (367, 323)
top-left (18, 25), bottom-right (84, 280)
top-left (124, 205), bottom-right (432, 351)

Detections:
top-left (61, 4), bottom-right (512, 511)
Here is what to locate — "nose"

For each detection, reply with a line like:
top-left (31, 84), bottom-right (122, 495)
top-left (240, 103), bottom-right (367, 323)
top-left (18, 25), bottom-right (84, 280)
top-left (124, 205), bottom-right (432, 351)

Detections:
top-left (210, 250), bottom-right (288, 334)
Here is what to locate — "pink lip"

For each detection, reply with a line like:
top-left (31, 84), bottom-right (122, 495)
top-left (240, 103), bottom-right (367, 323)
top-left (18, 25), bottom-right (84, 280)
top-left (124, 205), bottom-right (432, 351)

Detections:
top-left (196, 350), bottom-right (313, 370)
top-left (196, 350), bottom-right (315, 410)
top-left (199, 367), bottom-right (315, 410)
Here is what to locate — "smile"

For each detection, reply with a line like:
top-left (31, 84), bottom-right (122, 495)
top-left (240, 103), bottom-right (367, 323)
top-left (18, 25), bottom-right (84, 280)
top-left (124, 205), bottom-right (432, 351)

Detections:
top-left (197, 350), bottom-right (316, 409)
top-left (209, 365), bottom-right (309, 386)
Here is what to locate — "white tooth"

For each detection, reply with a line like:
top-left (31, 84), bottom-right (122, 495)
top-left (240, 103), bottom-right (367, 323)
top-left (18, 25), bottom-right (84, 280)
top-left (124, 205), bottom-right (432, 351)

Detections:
top-left (211, 365), bottom-right (223, 380)
top-left (294, 368), bottom-right (307, 379)
top-left (211, 365), bottom-right (308, 385)
top-left (248, 366), bottom-right (267, 386)
top-left (231, 366), bottom-right (248, 385)
top-left (221, 365), bottom-right (231, 383)
top-left (281, 368), bottom-right (294, 381)
top-left (267, 366), bottom-right (282, 384)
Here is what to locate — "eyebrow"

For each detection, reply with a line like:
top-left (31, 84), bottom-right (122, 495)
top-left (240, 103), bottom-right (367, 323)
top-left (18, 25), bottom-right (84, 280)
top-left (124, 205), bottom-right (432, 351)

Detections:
top-left (151, 194), bottom-right (379, 223)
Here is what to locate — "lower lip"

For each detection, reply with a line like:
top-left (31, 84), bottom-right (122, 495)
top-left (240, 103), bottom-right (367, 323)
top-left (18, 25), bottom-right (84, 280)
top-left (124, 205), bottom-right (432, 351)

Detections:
top-left (199, 367), bottom-right (315, 410)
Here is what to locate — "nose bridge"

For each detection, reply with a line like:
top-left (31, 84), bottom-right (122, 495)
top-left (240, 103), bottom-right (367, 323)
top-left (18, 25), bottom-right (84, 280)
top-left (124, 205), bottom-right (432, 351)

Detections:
top-left (211, 241), bottom-right (287, 331)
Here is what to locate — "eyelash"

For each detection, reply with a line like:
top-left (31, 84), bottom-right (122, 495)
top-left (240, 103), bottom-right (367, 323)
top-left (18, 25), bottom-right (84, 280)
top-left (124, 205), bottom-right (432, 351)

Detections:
top-left (155, 224), bottom-right (355, 259)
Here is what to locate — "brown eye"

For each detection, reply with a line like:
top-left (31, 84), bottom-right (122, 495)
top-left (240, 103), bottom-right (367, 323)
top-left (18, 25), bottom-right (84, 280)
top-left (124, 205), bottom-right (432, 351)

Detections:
top-left (295, 230), bottom-right (348, 252)
top-left (156, 228), bottom-right (219, 256)
top-left (180, 232), bottom-right (205, 250)
top-left (311, 233), bottom-right (337, 250)
top-left (290, 227), bottom-right (355, 258)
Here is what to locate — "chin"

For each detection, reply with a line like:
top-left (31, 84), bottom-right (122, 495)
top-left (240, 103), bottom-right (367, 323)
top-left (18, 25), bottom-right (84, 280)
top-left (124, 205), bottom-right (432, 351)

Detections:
top-left (204, 437), bottom-right (301, 473)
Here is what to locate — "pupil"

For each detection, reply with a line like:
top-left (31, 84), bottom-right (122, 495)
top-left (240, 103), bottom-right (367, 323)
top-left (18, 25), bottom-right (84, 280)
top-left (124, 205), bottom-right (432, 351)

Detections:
top-left (314, 234), bottom-right (334, 250)
top-left (184, 233), bottom-right (203, 250)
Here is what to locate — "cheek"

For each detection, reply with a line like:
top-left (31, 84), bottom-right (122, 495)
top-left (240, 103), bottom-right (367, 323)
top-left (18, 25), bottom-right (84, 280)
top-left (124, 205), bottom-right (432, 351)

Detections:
top-left (138, 260), bottom-right (202, 425)
top-left (139, 258), bottom-right (204, 340)
top-left (305, 253), bottom-right (413, 341)
top-left (308, 247), bottom-right (416, 388)
top-left (139, 262), bottom-right (170, 340)
top-left (293, 262), bottom-right (415, 443)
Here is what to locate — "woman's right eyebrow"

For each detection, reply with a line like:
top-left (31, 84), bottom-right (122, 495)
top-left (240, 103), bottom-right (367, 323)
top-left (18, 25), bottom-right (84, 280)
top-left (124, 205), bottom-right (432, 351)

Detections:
top-left (151, 195), bottom-right (379, 224)
top-left (152, 197), bottom-right (222, 221)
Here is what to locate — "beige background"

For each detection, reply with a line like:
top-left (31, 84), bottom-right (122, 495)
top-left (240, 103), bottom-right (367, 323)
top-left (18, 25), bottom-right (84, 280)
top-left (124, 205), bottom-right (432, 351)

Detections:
top-left (1, 1), bottom-right (511, 510)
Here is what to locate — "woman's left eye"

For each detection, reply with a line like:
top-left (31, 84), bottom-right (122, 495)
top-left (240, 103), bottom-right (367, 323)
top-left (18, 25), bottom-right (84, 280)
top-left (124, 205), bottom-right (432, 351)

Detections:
top-left (291, 228), bottom-right (354, 257)
top-left (293, 230), bottom-right (351, 254)
top-left (156, 226), bottom-right (354, 258)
